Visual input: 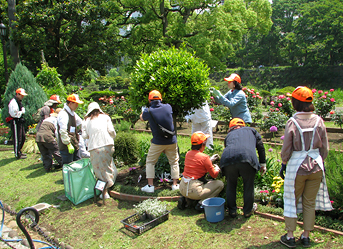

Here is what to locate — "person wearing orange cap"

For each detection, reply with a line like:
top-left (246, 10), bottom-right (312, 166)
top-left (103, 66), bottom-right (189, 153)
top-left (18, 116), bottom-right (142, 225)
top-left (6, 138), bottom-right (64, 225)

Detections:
top-left (279, 86), bottom-right (332, 248)
top-left (139, 90), bottom-right (179, 193)
top-left (178, 131), bottom-right (224, 212)
top-left (57, 93), bottom-right (84, 164)
top-left (211, 73), bottom-right (252, 124)
top-left (220, 118), bottom-right (266, 218)
top-left (36, 94), bottom-right (62, 131)
top-left (8, 88), bottom-right (28, 159)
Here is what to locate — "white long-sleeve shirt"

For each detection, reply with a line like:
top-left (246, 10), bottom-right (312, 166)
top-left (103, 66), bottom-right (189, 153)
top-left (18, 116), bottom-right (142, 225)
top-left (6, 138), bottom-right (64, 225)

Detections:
top-left (57, 104), bottom-right (82, 145)
top-left (8, 98), bottom-right (24, 118)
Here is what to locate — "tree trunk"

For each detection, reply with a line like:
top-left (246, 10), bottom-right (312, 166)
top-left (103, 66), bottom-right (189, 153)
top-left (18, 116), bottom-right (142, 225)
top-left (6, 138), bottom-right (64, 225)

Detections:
top-left (8, 0), bottom-right (20, 66)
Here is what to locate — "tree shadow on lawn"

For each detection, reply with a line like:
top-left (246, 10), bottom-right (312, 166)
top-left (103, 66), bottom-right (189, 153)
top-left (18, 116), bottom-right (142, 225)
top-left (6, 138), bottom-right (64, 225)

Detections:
top-left (21, 163), bottom-right (63, 179)
top-left (195, 214), bottom-right (246, 234)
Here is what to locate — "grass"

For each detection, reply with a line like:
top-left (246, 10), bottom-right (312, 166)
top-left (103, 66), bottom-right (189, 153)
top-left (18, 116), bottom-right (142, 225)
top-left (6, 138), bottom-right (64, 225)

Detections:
top-left (1, 145), bottom-right (343, 248)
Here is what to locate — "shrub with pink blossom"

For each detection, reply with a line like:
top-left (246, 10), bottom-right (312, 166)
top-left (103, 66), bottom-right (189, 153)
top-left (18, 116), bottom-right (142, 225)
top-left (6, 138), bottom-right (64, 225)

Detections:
top-left (313, 89), bottom-right (336, 118)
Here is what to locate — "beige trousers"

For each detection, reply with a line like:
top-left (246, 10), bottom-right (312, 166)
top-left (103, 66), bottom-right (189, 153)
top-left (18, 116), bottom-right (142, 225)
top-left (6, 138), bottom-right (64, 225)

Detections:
top-left (285, 170), bottom-right (323, 231)
top-left (179, 178), bottom-right (224, 203)
top-left (145, 143), bottom-right (179, 179)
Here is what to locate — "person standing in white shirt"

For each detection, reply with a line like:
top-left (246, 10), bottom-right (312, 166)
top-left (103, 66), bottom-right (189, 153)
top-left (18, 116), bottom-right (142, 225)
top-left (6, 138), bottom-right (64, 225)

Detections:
top-left (82, 102), bottom-right (118, 199)
top-left (8, 88), bottom-right (28, 159)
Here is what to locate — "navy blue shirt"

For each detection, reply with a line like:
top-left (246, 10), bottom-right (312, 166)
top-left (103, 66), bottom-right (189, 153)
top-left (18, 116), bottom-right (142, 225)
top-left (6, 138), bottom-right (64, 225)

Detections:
top-left (142, 100), bottom-right (177, 145)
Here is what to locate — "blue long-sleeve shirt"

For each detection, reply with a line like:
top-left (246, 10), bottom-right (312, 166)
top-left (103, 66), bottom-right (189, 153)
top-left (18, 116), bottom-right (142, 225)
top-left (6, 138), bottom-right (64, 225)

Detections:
top-left (216, 89), bottom-right (252, 123)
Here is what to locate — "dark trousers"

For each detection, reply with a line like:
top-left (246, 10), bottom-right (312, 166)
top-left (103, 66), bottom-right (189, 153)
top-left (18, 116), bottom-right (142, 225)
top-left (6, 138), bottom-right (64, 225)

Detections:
top-left (223, 162), bottom-right (256, 215)
top-left (10, 119), bottom-right (26, 158)
top-left (37, 141), bottom-right (63, 172)
top-left (60, 149), bottom-right (80, 165)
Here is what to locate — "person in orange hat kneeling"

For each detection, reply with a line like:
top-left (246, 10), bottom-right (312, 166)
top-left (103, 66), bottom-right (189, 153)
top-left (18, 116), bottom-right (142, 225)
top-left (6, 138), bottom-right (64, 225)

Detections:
top-left (8, 88), bottom-right (28, 159)
top-left (279, 86), bottom-right (332, 248)
top-left (178, 131), bottom-right (224, 212)
top-left (57, 94), bottom-right (84, 164)
top-left (220, 118), bottom-right (266, 218)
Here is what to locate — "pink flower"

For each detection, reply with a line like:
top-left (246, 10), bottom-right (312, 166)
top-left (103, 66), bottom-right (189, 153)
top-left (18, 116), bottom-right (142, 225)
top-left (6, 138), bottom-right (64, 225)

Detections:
top-left (330, 98), bottom-right (335, 102)
top-left (160, 179), bottom-right (164, 183)
top-left (268, 148), bottom-right (273, 152)
top-left (270, 126), bottom-right (278, 132)
top-left (275, 108), bottom-right (279, 111)
top-left (251, 89), bottom-right (255, 92)
top-left (242, 87), bottom-right (247, 91)
top-left (280, 135), bottom-right (284, 140)
top-left (210, 108), bottom-right (214, 112)
top-left (256, 92), bottom-right (260, 95)
top-left (270, 101), bottom-right (275, 106)
top-left (277, 159), bottom-right (281, 162)
top-left (252, 95), bottom-right (256, 98)
top-left (258, 96), bottom-right (263, 99)
top-left (322, 95), bottom-right (327, 99)
top-left (318, 90), bottom-right (323, 94)
top-left (210, 96), bottom-right (214, 99)
top-left (330, 110), bottom-right (335, 115)
top-left (272, 190), bottom-right (275, 193)
top-left (109, 100), bottom-right (114, 104)
top-left (312, 89), bottom-right (317, 93)
top-left (278, 95), bottom-right (285, 99)
top-left (286, 97), bottom-right (291, 101)
top-left (324, 92), bottom-right (328, 95)
top-left (330, 200), bottom-right (334, 204)
top-left (330, 89), bottom-right (334, 92)
top-left (278, 103), bottom-right (282, 107)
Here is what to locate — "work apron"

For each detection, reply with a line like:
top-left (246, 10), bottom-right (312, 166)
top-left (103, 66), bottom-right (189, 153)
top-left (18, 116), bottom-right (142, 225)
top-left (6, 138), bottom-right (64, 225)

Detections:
top-left (283, 114), bottom-right (333, 218)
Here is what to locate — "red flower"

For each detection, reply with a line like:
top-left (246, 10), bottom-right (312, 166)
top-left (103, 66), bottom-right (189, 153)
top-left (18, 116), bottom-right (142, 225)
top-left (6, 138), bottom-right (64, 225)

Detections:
top-left (210, 108), bottom-right (214, 112)
top-left (286, 97), bottom-right (291, 101)
top-left (324, 92), bottom-right (328, 95)
top-left (252, 95), bottom-right (256, 98)
top-left (330, 89), bottom-right (334, 92)
top-left (275, 108), bottom-right (279, 111)
top-left (330, 110), bottom-right (335, 115)
top-left (312, 89), bottom-right (317, 93)
top-left (210, 96), bottom-right (214, 99)
top-left (270, 101), bottom-right (275, 106)
top-left (242, 87), bottom-right (247, 91)
top-left (330, 98), bottom-right (335, 102)
top-left (321, 95), bottom-right (327, 99)
top-left (278, 103), bottom-right (282, 107)
top-left (318, 90), bottom-right (323, 94)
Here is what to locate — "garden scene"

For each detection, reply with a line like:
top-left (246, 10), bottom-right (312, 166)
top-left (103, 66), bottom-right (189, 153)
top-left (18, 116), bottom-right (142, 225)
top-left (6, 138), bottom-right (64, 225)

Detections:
top-left (1, 0), bottom-right (343, 248)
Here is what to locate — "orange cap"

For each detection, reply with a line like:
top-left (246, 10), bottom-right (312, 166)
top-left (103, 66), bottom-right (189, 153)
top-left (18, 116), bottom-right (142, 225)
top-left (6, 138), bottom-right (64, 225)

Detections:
top-left (289, 86), bottom-right (313, 102)
top-left (149, 90), bottom-right (162, 100)
top-left (229, 118), bottom-right (245, 128)
top-left (191, 131), bottom-right (210, 145)
top-left (50, 94), bottom-right (62, 104)
top-left (15, 88), bottom-right (28, 96)
top-left (67, 94), bottom-right (84, 104)
top-left (224, 73), bottom-right (241, 84)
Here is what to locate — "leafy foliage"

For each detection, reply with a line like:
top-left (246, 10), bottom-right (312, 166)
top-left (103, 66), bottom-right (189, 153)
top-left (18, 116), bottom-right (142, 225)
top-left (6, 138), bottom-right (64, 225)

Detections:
top-left (114, 132), bottom-right (139, 165)
top-left (259, 109), bottom-right (288, 131)
top-left (129, 47), bottom-right (211, 121)
top-left (313, 89), bottom-right (336, 118)
top-left (1, 63), bottom-right (46, 128)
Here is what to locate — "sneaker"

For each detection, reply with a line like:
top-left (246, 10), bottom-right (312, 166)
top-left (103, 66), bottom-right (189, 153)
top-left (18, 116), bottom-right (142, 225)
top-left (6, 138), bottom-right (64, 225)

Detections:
top-left (177, 196), bottom-right (187, 210)
top-left (17, 155), bottom-right (27, 159)
top-left (244, 203), bottom-right (258, 218)
top-left (171, 184), bottom-right (179, 191)
top-left (299, 234), bottom-right (310, 248)
top-left (100, 192), bottom-right (110, 199)
top-left (141, 184), bottom-right (155, 193)
top-left (280, 234), bottom-right (296, 248)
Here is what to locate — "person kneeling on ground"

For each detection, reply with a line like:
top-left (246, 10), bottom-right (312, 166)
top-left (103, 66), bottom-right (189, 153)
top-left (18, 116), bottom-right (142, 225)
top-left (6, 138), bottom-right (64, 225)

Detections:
top-left (178, 131), bottom-right (224, 212)
top-left (220, 118), bottom-right (266, 218)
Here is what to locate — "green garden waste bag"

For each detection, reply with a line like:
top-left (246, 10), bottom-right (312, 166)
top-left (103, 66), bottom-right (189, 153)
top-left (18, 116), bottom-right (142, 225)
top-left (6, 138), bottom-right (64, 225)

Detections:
top-left (62, 158), bottom-right (99, 205)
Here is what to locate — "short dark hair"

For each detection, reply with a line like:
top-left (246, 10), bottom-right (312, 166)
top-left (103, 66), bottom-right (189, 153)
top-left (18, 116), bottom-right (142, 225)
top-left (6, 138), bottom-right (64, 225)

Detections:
top-left (234, 81), bottom-right (242, 90)
top-left (191, 143), bottom-right (203, 150)
top-left (292, 98), bottom-right (315, 112)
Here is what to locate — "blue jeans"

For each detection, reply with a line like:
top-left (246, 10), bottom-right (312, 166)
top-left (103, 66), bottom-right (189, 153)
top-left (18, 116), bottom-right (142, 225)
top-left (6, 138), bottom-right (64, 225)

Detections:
top-left (60, 149), bottom-right (81, 165)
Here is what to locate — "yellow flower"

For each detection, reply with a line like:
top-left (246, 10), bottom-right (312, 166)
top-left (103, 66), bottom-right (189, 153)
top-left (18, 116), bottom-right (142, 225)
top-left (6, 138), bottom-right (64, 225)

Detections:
top-left (275, 188), bottom-right (280, 193)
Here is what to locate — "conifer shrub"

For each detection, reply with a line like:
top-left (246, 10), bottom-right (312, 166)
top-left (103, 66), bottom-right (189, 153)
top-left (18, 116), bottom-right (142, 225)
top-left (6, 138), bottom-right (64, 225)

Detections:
top-left (114, 132), bottom-right (139, 165)
top-left (1, 63), bottom-right (46, 128)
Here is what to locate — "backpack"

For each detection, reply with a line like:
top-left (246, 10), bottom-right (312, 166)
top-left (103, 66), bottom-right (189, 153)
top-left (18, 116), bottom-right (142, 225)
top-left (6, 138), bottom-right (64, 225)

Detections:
top-left (33, 107), bottom-right (43, 122)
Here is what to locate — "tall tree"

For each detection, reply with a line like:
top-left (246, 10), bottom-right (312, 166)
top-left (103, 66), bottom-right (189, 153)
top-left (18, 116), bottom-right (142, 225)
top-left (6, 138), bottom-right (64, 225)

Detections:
top-left (12, 0), bottom-right (120, 82)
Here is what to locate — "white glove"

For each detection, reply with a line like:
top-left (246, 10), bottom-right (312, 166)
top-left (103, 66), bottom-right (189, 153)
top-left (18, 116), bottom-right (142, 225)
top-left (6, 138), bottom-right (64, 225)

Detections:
top-left (210, 154), bottom-right (219, 162)
top-left (260, 163), bottom-right (267, 175)
top-left (213, 164), bottom-right (220, 172)
top-left (211, 88), bottom-right (223, 98)
top-left (21, 107), bottom-right (25, 114)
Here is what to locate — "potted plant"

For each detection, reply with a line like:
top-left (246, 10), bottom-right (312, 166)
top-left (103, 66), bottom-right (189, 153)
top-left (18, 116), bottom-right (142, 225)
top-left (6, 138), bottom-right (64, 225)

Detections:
top-left (133, 198), bottom-right (167, 220)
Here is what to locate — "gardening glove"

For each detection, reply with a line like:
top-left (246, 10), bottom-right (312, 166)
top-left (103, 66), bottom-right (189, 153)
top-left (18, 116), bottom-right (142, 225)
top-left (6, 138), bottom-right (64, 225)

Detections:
top-left (279, 163), bottom-right (286, 179)
top-left (213, 164), bottom-right (220, 172)
top-left (260, 163), bottom-right (267, 176)
top-left (67, 143), bottom-right (75, 154)
top-left (21, 107), bottom-right (25, 114)
top-left (211, 88), bottom-right (223, 98)
top-left (210, 154), bottom-right (220, 162)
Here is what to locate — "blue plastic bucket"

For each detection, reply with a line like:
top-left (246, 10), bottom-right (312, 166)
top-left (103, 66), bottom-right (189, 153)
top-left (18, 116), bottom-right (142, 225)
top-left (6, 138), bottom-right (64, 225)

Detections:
top-left (202, 197), bottom-right (226, 223)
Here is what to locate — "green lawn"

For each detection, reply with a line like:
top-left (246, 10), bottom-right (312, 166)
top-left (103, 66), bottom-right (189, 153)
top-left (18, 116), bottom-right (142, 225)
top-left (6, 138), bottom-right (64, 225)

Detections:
top-left (1, 147), bottom-right (343, 248)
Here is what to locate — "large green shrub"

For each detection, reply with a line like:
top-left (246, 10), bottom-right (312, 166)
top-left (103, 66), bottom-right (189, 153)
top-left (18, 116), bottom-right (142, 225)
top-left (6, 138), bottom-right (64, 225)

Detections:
top-left (325, 150), bottom-right (343, 210)
top-left (129, 47), bottom-right (211, 126)
top-left (114, 132), bottom-right (139, 165)
top-left (1, 63), bottom-right (46, 128)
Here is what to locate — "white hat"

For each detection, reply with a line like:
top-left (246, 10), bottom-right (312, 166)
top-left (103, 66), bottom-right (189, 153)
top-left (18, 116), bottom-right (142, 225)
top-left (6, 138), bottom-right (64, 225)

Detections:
top-left (44, 99), bottom-right (60, 106)
top-left (86, 102), bottom-right (104, 116)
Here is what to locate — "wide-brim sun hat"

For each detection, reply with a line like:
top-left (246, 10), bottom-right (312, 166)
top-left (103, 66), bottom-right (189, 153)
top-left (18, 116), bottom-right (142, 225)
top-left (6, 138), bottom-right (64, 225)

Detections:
top-left (191, 131), bottom-right (210, 145)
top-left (287, 86), bottom-right (313, 102)
top-left (229, 118), bottom-right (245, 128)
top-left (44, 99), bottom-right (60, 106)
top-left (86, 102), bottom-right (104, 116)
top-left (67, 94), bottom-right (84, 104)
top-left (224, 73), bottom-right (241, 84)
